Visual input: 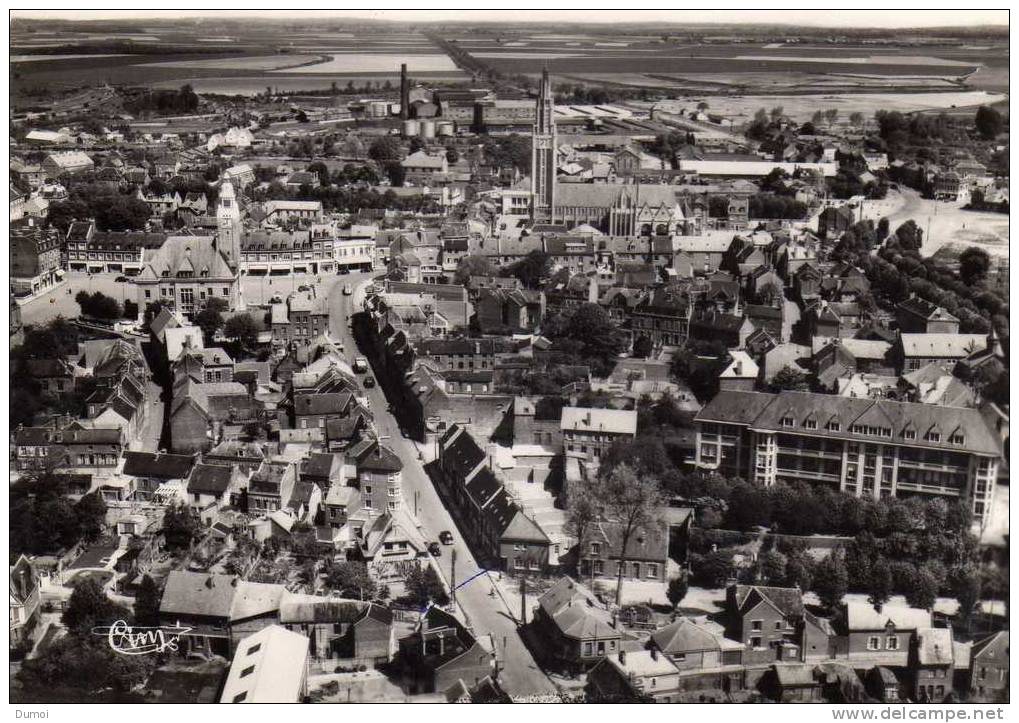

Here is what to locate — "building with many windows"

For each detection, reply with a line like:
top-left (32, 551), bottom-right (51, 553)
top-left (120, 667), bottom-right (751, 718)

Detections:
top-left (133, 235), bottom-right (240, 319)
top-left (694, 390), bottom-right (1002, 522)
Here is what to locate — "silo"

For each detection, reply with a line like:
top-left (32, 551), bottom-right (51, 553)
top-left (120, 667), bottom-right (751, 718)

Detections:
top-left (421, 120), bottom-right (436, 139)
top-left (436, 121), bottom-right (454, 137)
top-left (402, 119), bottom-right (420, 137)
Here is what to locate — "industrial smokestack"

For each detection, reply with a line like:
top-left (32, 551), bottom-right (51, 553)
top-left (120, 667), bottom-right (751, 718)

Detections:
top-left (400, 64), bottom-right (409, 120)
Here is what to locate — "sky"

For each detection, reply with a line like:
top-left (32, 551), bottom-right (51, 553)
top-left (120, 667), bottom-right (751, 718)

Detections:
top-left (10, 9), bottom-right (1010, 28)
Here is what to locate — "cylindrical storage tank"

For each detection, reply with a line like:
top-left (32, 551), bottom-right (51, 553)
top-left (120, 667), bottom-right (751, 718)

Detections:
top-left (421, 120), bottom-right (436, 139)
top-left (436, 121), bottom-right (454, 137)
top-left (368, 101), bottom-right (388, 118)
top-left (402, 119), bottom-right (420, 137)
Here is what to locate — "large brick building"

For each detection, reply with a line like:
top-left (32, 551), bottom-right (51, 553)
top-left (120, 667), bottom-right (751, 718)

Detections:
top-left (694, 390), bottom-right (1003, 523)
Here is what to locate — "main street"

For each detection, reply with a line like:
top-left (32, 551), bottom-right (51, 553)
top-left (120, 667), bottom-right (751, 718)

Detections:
top-left (325, 274), bottom-right (559, 700)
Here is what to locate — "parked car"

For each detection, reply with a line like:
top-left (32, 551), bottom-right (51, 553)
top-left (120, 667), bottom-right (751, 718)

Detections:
top-left (439, 531), bottom-right (454, 545)
top-left (343, 284), bottom-right (353, 295)
top-left (363, 376), bottom-right (375, 389)
top-left (114, 275), bottom-right (128, 283)
top-left (353, 357), bottom-right (368, 373)
top-left (427, 542), bottom-right (441, 557)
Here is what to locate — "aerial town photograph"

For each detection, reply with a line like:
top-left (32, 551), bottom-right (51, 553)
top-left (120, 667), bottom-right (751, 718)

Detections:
top-left (6, 7), bottom-right (1010, 709)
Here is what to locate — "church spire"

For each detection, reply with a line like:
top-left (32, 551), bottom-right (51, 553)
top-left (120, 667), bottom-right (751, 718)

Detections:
top-left (531, 65), bottom-right (556, 222)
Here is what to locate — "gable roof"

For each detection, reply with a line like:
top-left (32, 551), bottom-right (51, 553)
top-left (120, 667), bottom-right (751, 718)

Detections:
top-left (122, 451), bottom-right (195, 480)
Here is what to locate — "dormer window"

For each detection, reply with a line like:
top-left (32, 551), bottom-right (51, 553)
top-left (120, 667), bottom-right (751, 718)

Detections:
top-left (903, 429), bottom-right (917, 440)
top-left (949, 432), bottom-right (965, 445)
top-left (804, 418), bottom-right (817, 430)
top-left (827, 420), bottom-right (841, 432)
top-left (927, 431), bottom-right (941, 443)
top-left (781, 415), bottom-right (794, 428)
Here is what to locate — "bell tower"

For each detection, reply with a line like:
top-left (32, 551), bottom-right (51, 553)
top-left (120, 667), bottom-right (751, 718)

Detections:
top-left (531, 67), bottom-right (557, 222)
top-left (217, 174), bottom-right (241, 268)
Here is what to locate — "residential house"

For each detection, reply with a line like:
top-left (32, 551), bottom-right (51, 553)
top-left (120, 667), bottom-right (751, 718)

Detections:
top-left (650, 616), bottom-right (746, 695)
top-left (587, 649), bottom-right (683, 703)
top-left (895, 334), bottom-right (988, 373)
top-left (396, 606), bottom-right (496, 694)
top-left (187, 462), bottom-right (243, 511)
top-left (579, 519), bottom-right (668, 584)
top-left (122, 451), bottom-right (196, 501)
top-left (561, 407), bottom-right (637, 467)
top-left (725, 584), bottom-right (807, 665)
top-left (896, 297), bottom-right (960, 334)
top-left (278, 591), bottom-right (394, 668)
top-left (475, 288), bottom-right (544, 334)
top-left (832, 602), bottom-right (932, 668)
top-left (969, 631), bottom-right (1009, 699)
top-left (246, 460), bottom-right (297, 514)
top-left (762, 664), bottom-right (822, 702)
top-left (11, 226), bottom-right (63, 296)
top-left (912, 627), bottom-right (955, 702)
top-left (10, 556), bottom-right (41, 650)
top-left (532, 576), bottom-right (622, 673)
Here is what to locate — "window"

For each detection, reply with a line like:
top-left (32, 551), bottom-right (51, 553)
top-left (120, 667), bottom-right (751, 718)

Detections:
top-left (749, 636), bottom-right (762, 648)
top-left (647, 564), bottom-right (658, 579)
top-left (904, 429), bottom-right (917, 440)
top-left (590, 542), bottom-right (601, 556)
top-left (145, 289), bottom-right (152, 299)
top-left (751, 620), bottom-right (762, 631)
top-left (949, 433), bottom-right (965, 445)
top-left (886, 636), bottom-right (899, 650)
top-left (867, 636), bottom-right (881, 651)
top-left (927, 432), bottom-right (941, 443)
top-left (775, 621), bottom-right (783, 631)
top-left (583, 642), bottom-right (592, 656)
top-left (233, 692), bottom-right (247, 703)
top-left (240, 665), bottom-right (255, 678)
top-left (781, 416), bottom-right (794, 427)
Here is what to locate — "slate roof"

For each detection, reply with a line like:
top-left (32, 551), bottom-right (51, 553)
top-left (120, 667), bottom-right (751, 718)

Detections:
top-left (652, 617), bottom-right (723, 654)
top-left (187, 463), bottom-right (234, 495)
top-left (732, 585), bottom-right (804, 619)
top-left (537, 576), bottom-right (618, 641)
top-left (122, 451), bottom-right (195, 480)
top-left (696, 390), bottom-right (1001, 456)
top-left (899, 334), bottom-right (987, 358)
top-left (159, 570), bottom-right (238, 619)
top-left (844, 602), bottom-right (931, 631)
top-left (916, 628), bottom-right (955, 666)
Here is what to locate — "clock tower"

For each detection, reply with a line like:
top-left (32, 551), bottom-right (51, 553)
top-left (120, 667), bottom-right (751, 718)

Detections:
top-left (531, 67), bottom-right (556, 222)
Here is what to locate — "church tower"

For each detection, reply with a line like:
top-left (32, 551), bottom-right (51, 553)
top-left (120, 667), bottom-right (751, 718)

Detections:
top-left (217, 174), bottom-right (241, 268)
top-left (531, 67), bottom-right (556, 222)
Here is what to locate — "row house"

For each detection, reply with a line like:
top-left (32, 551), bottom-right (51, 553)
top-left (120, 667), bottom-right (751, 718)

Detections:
top-left (170, 379), bottom-right (258, 454)
top-left (630, 287), bottom-right (690, 349)
top-left (896, 297), bottom-right (960, 335)
top-left (474, 288), bottom-right (544, 334)
top-left (694, 390), bottom-right (1003, 522)
top-left (533, 576), bottom-right (624, 673)
top-left (11, 226), bottom-right (63, 296)
top-left (240, 230), bottom-right (336, 276)
top-left (65, 222), bottom-right (168, 275)
top-left (436, 425), bottom-right (551, 570)
top-left (414, 337), bottom-right (512, 373)
top-left (561, 406), bottom-right (637, 468)
top-left (543, 272), bottom-right (599, 318)
top-left (578, 519), bottom-right (669, 583)
top-left (270, 294), bottom-right (330, 347)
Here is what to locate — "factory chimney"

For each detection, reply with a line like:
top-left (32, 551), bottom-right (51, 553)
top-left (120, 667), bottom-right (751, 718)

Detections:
top-left (400, 64), bottom-right (409, 120)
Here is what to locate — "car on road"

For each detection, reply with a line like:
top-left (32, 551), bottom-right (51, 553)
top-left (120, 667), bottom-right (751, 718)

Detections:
top-left (363, 376), bottom-right (375, 389)
top-left (342, 284), bottom-right (353, 295)
top-left (353, 357), bottom-right (368, 373)
top-left (427, 542), bottom-right (441, 557)
top-left (439, 530), bottom-right (454, 545)
top-left (114, 275), bottom-right (128, 283)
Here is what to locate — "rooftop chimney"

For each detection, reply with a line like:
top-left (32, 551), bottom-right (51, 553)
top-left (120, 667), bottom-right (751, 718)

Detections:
top-left (618, 649), bottom-right (626, 665)
top-left (400, 64), bottom-right (409, 121)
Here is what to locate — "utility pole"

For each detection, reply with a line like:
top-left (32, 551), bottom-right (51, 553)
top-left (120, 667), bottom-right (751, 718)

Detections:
top-left (519, 574), bottom-right (527, 625)
top-left (450, 547), bottom-right (457, 607)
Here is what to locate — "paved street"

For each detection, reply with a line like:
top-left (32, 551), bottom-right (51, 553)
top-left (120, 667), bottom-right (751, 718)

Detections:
top-left (326, 274), bottom-right (558, 699)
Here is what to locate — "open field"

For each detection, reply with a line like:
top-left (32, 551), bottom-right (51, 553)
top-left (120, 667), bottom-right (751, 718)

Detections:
top-left (275, 52), bottom-right (458, 74)
top-left (649, 90), bottom-right (1007, 124)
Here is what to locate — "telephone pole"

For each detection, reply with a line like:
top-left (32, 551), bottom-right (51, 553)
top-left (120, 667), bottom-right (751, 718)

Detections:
top-left (519, 574), bottom-right (527, 625)
top-left (450, 547), bottom-right (457, 606)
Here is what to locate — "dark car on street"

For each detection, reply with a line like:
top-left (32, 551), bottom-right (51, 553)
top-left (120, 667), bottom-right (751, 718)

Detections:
top-left (428, 542), bottom-right (441, 557)
top-left (439, 531), bottom-right (454, 545)
top-left (363, 376), bottom-right (375, 388)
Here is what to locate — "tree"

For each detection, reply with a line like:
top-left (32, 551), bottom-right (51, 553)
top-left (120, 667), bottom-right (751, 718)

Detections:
top-left (223, 313), bottom-right (260, 349)
top-left (62, 577), bottom-right (128, 637)
top-left (895, 220), bottom-right (924, 252)
top-left (384, 162), bottom-right (406, 187)
top-left (868, 559), bottom-right (893, 612)
top-left (565, 475), bottom-right (600, 578)
top-left (404, 564), bottom-right (449, 608)
top-left (445, 147), bottom-right (459, 163)
top-left (666, 575), bottom-right (688, 609)
top-left (949, 565), bottom-right (982, 622)
top-left (598, 464), bottom-right (664, 606)
top-left (454, 255), bottom-right (494, 286)
top-left (75, 291), bottom-right (121, 319)
top-left (194, 297), bottom-right (228, 346)
top-left (959, 247), bottom-right (991, 286)
top-left (133, 574), bottom-right (161, 627)
top-left (759, 550), bottom-right (788, 584)
top-left (769, 366), bottom-right (810, 392)
top-left (73, 492), bottom-right (107, 544)
top-left (905, 568), bottom-right (940, 610)
top-left (326, 562), bottom-right (377, 600)
top-left (975, 105), bottom-right (1003, 139)
top-left (693, 549), bottom-right (734, 588)
top-left (849, 112), bottom-right (864, 127)
top-left (162, 503), bottom-right (201, 551)
top-left (368, 136), bottom-right (402, 163)
top-left (812, 549), bottom-right (849, 610)
top-left (409, 137), bottom-right (425, 154)
top-left (508, 249), bottom-right (550, 288)
top-left (784, 551), bottom-right (814, 590)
